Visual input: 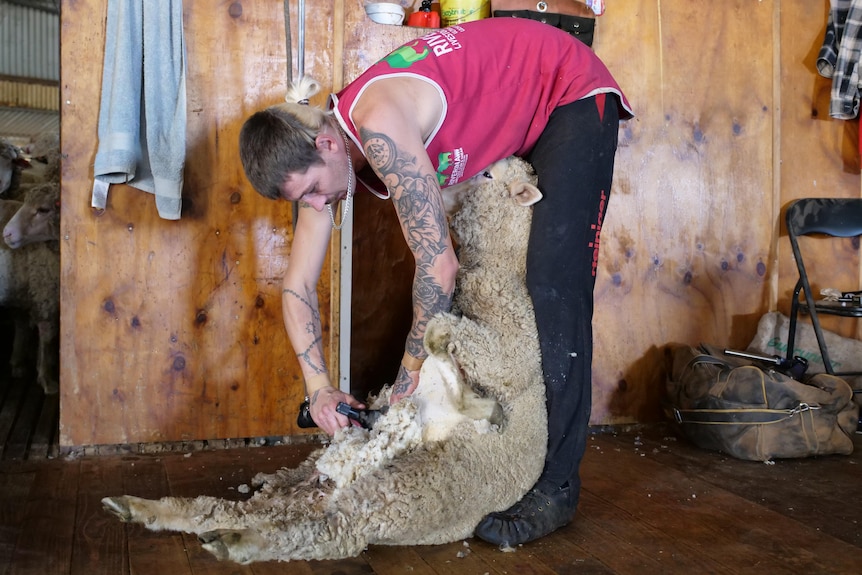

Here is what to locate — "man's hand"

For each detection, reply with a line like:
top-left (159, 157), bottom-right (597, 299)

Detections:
top-left (309, 386), bottom-right (365, 436)
top-left (389, 365), bottom-right (420, 404)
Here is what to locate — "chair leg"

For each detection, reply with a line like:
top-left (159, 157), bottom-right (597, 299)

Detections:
top-left (798, 281), bottom-right (836, 374)
top-left (787, 281), bottom-right (802, 364)
top-left (807, 308), bottom-right (836, 374)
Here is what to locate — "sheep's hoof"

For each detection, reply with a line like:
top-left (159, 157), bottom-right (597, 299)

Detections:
top-left (39, 377), bottom-right (59, 395)
top-left (102, 496), bottom-right (133, 522)
top-left (200, 529), bottom-right (258, 563)
top-left (199, 530), bottom-right (232, 561)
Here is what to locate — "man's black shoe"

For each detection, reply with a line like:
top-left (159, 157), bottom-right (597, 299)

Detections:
top-left (474, 483), bottom-right (576, 546)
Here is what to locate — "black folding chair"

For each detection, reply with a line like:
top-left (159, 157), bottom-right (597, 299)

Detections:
top-left (785, 197), bottom-right (862, 379)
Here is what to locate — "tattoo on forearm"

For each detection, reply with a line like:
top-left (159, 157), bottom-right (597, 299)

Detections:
top-left (296, 336), bottom-right (325, 375)
top-left (407, 267), bottom-right (450, 357)
top-left (310, 388), bottom-right (322, 407)
top-left (360, 128), bottom-right (453, 357)
top-left (392, 366), bottom-right (413, 397)
top-left (284, 287), bottom-right (326, 375)
top-left (283, 288), bottom-right (321, 320)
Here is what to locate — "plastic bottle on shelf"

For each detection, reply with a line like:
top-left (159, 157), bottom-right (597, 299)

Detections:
top-left (407, 0), bottom-right (442, 28)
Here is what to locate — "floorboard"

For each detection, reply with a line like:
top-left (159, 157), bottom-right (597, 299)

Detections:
top-left (69, 459), bottom-right (127, 575)
top-left (6, 461), bottom-right (78, 575)
top-left (582, 432), bottom-right (861, 574)
top-left (0, 422), bottom-right (859, 574)
top-left (29, 393), bottom-right (59, 460)
top-left (2, 384), bottom-right (44, 461)
top-left (0, 347), bottom-right (59, 463)
top-left (362, 546), bottom-right (437, 575)
top-left (122, 456), bottom-right (192, 575)
top-left (0, 469), bottom-right (35, 574)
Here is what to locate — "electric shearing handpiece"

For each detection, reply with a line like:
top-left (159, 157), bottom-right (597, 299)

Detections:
top-left (296, 399), bottom-right (388, 430)
top-left (335, 402), bottom-right (389, 430)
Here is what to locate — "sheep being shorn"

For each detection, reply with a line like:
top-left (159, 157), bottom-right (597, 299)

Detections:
top-left (101, 156), bottom-right (547, 564)
top-left (0, 181), bottom-right (61, 394)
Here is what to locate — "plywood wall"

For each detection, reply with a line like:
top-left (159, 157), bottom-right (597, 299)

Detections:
top-left (777, 0), bottom-right (862, 339)
top-left (591, 0), bottom-right (776, 421)
top-left (58, 0), bottom-right (860, 446)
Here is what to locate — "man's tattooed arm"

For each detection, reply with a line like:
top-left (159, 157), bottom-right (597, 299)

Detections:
top-left (360, 127), bottom-right (456, 378)
top-left (282, 286), bottom-right (327, 377)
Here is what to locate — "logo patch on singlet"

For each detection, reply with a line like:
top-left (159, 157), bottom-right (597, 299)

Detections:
top-left (436, 152), bottom-right (452, 185)
top-left (384, 42), bottom-right (430, 69)
top-left (436, 149), bottom-right (468, 185)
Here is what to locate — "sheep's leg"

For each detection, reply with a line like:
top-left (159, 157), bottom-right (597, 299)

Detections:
top-left (35, 320), bottom-right (58, 394)
top-left (251, 450), bottom-right (322, 491)
top-left (198, 529), bottom-right (269, 564)
top-left (103, 478), bottom-right (342, 561)
top-left (102, 495), bottom-right (260, 534)
top-left (196, 512), bottom-right (366, 563)
top-left (9, 315), bottom-right (34, 378)
top-left (425, 314), bottom-right (511, 394)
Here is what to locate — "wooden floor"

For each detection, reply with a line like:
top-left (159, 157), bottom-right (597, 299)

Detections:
top-left (0, 319), bottom-right (59, 463)
top-left (1, 324), bottom-right (861, 574)
top-left (0, 396), bottom-right (861, 575)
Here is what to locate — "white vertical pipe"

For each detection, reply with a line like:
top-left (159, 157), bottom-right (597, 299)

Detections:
top-left (339, 211), bottom-right (353, 394)
top-left (297, 0), bottom-right (305, 80)
top-left (294, 0), bottom-right (351, 394)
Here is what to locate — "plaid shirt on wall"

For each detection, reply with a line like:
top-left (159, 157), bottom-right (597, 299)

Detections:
top-left (818, 0), bottom-right (862, 119)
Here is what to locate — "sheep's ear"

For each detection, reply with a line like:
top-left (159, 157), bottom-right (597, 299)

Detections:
top-left (509, 182), bottom-right (542, 207)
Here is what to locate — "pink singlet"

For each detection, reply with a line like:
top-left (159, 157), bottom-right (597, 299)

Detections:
top-left (330, 17), bottom-right (633, 197)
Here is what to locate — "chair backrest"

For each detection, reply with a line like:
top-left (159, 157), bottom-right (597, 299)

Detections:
top-left (783, 197), bottom-right (862, 375)
top-left (786, 198), bottom-right (862, 238)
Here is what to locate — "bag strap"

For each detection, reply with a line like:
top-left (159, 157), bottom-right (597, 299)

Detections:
top-left (672, 403), bottom-right (821, 425)
top-left (677, 353), bottom-right (732, 384)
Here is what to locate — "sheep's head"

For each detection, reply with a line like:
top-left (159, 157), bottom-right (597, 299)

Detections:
top-left (447, 157), bottom-right (541, 261)
top-left (25, 131), bottom-right (61, 182)
top-left (3, 182), bottom-right (60, 249)
top-left (0, 139), bottom-right (30, 196)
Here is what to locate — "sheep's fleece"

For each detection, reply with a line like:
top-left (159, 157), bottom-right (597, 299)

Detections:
top-left (101, 156), bottom-right (548, 564)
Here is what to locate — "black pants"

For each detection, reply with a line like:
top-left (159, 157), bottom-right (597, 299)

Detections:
top-left (525, 93), bottom-right (620, 496)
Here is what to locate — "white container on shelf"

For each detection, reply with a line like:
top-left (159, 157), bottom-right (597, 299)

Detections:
top-left (365, 2), bottom-right (406, 25)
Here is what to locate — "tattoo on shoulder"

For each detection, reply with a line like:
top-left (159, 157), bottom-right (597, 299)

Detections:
top-left (359, 128), bottom-right (449, 261)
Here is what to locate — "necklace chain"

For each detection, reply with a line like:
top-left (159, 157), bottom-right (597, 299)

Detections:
top-left (327, 129), bottom-right (354, 231)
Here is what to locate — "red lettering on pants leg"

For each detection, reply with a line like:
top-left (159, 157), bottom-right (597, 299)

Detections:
top-left (588, 190), bottom-right (608, 277)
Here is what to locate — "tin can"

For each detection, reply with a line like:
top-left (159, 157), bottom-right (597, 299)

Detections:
top-left (439, 0), bottom-right (489, 26)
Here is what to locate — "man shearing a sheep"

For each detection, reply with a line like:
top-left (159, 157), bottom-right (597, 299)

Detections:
top-left (238, 16), bottom-right (632, 547)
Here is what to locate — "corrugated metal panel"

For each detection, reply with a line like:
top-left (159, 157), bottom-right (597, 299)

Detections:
top-left (5, 1), bottom-right (58, 13)
top-left (0, 79), bottom-right (59, 110)
top-left (0, 1), bottom-right (60, 82)
top-left (0, 106), bottom-right (58, 145)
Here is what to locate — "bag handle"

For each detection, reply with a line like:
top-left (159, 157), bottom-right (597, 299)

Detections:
top-left (673, 403), bottom-right (821, 425)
